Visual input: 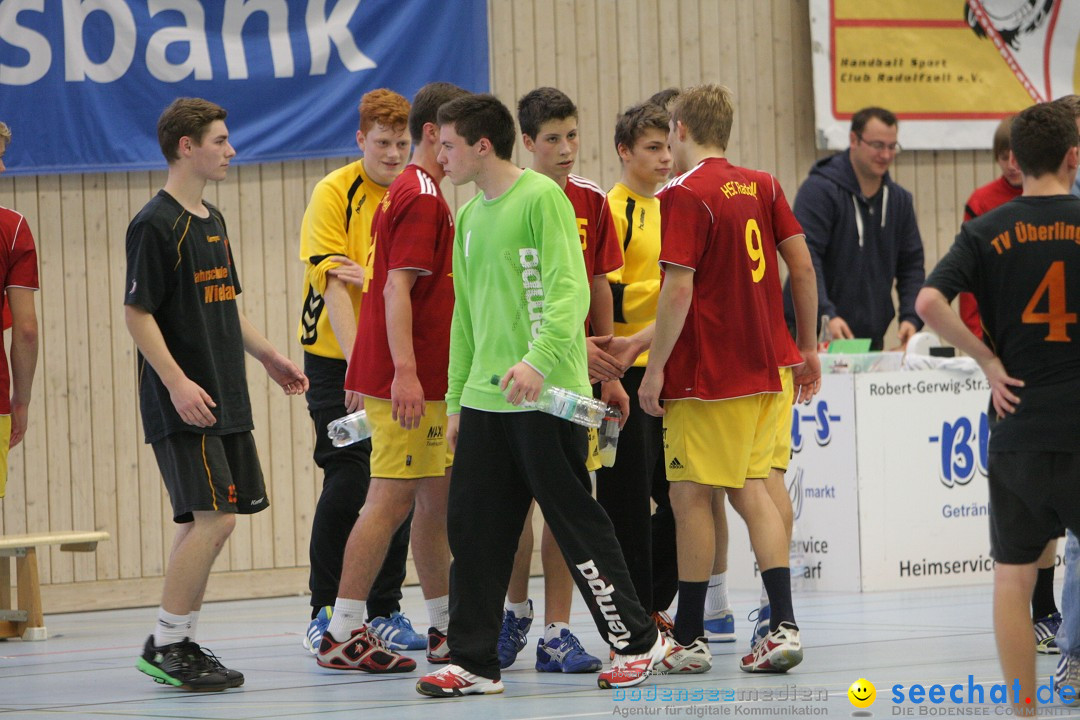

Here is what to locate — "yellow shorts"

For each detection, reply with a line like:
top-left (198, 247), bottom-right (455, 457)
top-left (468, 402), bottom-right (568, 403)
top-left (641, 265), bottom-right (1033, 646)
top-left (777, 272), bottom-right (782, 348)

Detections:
top-left (586, 427), bottom-right (601, 472)
top-left (663, 394), bottom-right (779, 488)
top-left (366, 398), bottom-right (453, 480)
top-left (772, 367), bottom-right (794, 471)
top-left (0, 415), bottom-right (9, 498)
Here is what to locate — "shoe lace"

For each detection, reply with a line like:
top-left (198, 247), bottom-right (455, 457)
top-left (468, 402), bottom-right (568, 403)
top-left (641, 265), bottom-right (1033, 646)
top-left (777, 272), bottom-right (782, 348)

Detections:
top-left (498, 611), bottom-right (527, 648)
top-left (171, 641), bottom-right (216, 674)
top-left (388, 612), bottom-right (417, 635)
top-left (197, 645), bottom-right (228, 672)
top-left (560, 632), bottom-right (586, 654)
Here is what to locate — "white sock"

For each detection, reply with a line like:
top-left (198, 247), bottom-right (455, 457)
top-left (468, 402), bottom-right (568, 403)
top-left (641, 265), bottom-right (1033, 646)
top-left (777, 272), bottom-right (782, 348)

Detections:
top-left (154, 608), bottom-right (190, 647)
top-left (506, 598), bottom-right (531, 619)
top-left (426, 595), bottom-right (450, 633)
top-left (326, 598), bottom-right (366, 640)
top-left (760, 583), bottom-right (770, 607)
top-left (545, 622), bottom-right (570, 643)
top-left (188, 610), bottom-right (200, 640)
top-left (705, 573), bottom-right (729, 613)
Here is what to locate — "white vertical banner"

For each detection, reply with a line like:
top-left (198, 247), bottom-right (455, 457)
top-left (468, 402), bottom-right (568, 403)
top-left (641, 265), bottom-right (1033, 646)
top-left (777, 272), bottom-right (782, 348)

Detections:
top-left (725, 374), bottom-right (861, 592)
top-left (855, 370), bottom-right (994, 591)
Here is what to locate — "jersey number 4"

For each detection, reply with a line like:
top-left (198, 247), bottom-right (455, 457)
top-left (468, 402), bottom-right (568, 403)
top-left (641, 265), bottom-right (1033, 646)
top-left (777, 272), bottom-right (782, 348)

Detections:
top-left (1022, 261), bottom-right (1076, 342)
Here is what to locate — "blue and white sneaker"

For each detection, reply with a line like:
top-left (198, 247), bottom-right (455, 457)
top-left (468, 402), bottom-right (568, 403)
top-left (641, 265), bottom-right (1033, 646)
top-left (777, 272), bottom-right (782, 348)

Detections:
top-left (370, 611), bottom-right (427, 651)
top-left (497, 600), bottom-right (533, 669)
top-left (748, 604), bottom-right (770, 651)
top-left (1055, 653), bottom-right (1080, 705)
top-left (303, 606), bottom-right (332, 656)
top-left (535, 629), bottom-right (602, 673)
top-left (704, 608), bottom-right (736, 643)
top-left (1035, 612), bottom-right (1062, 655)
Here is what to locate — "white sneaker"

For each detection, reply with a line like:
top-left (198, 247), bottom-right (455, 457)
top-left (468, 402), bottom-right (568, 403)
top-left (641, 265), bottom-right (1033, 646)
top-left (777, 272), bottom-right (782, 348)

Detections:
top-left (598, 631), bottom-right (669, 689)
top-left (415, 664), bottom-right (505, 697)
top-left (740, 622), bottom-right (803, 673)
top-left (658, 637), bottom-right (712, 674)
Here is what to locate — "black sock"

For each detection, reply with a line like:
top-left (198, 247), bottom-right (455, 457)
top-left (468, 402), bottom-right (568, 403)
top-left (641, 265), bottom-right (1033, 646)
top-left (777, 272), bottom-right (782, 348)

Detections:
top-left (673, 580), bottom-right (708, 646)
top-left (1032, 566), bottom-right (1059, 619)
top-left (761, 567), bottom-right (797, 631)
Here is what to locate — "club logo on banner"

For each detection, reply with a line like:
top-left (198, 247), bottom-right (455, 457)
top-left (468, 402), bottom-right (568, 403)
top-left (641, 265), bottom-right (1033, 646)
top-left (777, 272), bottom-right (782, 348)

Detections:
top-left (0, 0), bottom-right (489, 174)
top-left (808, 0), bottom-right (1080, 149)
top-left (929, 412), bottom-right (989, 488)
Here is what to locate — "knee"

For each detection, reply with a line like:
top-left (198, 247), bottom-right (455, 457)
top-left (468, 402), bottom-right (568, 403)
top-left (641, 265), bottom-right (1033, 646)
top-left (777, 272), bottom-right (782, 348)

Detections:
top-left (194, 512), bottom-right (236, 548)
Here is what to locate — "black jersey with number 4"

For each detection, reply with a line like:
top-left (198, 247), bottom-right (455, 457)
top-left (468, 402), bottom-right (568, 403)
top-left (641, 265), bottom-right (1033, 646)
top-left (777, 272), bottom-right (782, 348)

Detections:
top-left (925, 195), bottom-right (1080, 452)
top-left (124, 190), bottom-right (251, 443)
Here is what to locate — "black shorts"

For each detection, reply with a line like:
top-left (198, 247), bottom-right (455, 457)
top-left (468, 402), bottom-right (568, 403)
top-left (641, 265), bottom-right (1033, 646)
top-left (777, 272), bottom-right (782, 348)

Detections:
top-left (988, 451), bottom-right (1080, 564)
top-left (152, 431), bottom-right (269, 523)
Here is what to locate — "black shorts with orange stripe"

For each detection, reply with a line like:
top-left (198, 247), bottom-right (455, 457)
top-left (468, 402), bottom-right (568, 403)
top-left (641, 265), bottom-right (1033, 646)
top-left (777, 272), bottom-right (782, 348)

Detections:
top-left (152, 430), bottom-right (269, 523)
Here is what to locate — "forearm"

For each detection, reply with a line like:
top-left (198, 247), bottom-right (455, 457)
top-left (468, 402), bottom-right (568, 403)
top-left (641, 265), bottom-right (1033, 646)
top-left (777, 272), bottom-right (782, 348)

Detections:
top-left (384, 273), bottom-right (418, 376)
top-left (323, 276), bottom-right (358, 359)
top-left (915, 288), bottom-right (995, 364)
top-left (780, 238), bottom-right (819, 352)
top-left (7, 291), bottom-right (37, 406)
top-left (238, 311), bottom-right (275, 364)
top-left (124, 305), bottom-right (187, 387)
top-left (589, 276), bottom-right (615, 336)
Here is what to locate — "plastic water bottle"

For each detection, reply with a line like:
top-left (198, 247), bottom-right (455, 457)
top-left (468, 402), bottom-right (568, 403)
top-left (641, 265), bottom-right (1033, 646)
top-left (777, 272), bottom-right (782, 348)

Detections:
top-left (597, 406), bottom-right (623, 467)
top-left (817, 314), bottom-right (832, 353)
top-left (489, 375), bottom-right (606, 428)
top-left (789, 522), bottom-right (808, 592)
top-left (327, 410), bottom-right (372, 447)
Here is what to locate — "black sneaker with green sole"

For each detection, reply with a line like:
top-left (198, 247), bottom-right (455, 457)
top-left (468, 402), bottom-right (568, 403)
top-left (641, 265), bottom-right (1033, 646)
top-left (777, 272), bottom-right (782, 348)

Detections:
top-left (136, 636), bottom-right (237, 691)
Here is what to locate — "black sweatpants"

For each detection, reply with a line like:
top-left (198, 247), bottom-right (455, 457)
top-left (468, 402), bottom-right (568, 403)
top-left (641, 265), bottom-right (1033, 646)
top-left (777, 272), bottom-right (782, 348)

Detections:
top-left (594, 367), bottom-right (678, 614)
top-left (447, 408), bottom-right (658, 680)
top-left (305, 354), bottom-right (412, 619)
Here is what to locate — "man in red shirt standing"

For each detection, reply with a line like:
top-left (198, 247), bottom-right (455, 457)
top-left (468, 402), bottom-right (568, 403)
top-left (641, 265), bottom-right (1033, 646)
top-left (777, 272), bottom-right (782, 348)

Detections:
top-left (0, 121), bottom-right (39, 500)
top-left (315, 82), bottom-right (470, 673)
top-left (640, 84), bottom-right (802, 674)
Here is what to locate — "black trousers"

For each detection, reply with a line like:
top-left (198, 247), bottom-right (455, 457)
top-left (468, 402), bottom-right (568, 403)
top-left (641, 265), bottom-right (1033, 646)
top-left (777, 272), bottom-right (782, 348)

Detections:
top-left (447, 408), bottom-right (657, 680)
top-left (594, 367), bottom-right (678, 614)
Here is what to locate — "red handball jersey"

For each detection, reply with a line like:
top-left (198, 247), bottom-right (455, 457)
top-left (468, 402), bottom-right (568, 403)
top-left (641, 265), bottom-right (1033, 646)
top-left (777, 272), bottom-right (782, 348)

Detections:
top-left (564, 174), bottom-right (623, 279)
top-left (736, 166), bottom-right (804, 367)
top-left (0, 207), bottom-right (39, 415)
top-left (959, 176), bottom-right (1023, 339)
top-left (347, 165), bottom-right (455, 400)
top-left (658, 158), bottom-right (780, 401)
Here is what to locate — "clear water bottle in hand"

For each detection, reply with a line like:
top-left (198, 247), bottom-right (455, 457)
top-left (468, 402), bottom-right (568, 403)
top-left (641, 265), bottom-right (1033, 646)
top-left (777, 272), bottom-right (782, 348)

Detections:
top-left (597, 406), bottom-right (622, 467)
top-left (327, 410), bottom-right (372, 447)
top-left (489, 375), bottom-right (606, 429)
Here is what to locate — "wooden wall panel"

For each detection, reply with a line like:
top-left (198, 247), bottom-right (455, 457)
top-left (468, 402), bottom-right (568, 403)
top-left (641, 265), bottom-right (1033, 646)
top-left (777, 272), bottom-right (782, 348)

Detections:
top-left (1, 0), bottom-right (1001, 609)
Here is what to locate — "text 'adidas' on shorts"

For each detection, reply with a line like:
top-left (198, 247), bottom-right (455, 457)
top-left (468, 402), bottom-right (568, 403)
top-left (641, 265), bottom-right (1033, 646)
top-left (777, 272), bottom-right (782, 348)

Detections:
top-left (152, 430), bottom-right (268, 523)
top-left (367, 397), bottom-right (453, 480)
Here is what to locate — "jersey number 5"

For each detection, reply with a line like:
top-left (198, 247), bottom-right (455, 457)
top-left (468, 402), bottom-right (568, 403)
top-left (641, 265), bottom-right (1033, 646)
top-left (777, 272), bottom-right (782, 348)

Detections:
top-left (1022, 261), bottom-right (1076, 342)
top-left (745, 218), bottom-right (765, 283)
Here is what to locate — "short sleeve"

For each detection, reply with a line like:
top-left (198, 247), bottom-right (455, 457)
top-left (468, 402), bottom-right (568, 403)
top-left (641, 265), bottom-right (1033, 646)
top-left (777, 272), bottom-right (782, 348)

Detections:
top-left (5, 217), bottom-right (38, 291)
top-left (125, 218), bottom-right (173, 313)
top-left (386, 191), bottom-right (442, 275)
top-left (769, 179), bottom-right (804, 246)
top-left (592, 195), bottom-right (624, 275)
top-left (659, 184), bottom-right (709, 270)
top-left (924, 229), bottom-right (980, 302)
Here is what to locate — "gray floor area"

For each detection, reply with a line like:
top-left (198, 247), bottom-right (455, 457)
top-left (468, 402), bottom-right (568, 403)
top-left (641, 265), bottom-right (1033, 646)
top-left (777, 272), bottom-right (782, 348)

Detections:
top-left (1, 580), bottom-right (1077, 719)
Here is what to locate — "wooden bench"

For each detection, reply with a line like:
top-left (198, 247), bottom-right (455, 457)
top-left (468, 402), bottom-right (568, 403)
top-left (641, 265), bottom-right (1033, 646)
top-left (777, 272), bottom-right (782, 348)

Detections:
top-left (0, 530), bottom-right (110, 641)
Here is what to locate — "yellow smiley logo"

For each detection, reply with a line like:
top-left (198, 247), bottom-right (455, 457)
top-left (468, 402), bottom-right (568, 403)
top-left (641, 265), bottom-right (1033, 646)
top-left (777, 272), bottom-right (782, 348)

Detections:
top-left (848, 678), bottom-right (876, 708)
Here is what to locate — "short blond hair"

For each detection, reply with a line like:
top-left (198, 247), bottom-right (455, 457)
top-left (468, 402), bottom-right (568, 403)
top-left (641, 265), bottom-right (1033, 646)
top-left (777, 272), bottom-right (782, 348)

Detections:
top-left (0, 122), bottom-right (11, 146)
top-left (670, 84), bottom-right (735, 150)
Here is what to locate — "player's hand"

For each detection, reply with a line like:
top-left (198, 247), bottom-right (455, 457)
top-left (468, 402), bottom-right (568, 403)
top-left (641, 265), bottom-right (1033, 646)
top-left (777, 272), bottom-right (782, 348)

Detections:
top-left (586, 335), bottom-right (624, 383)
top-left (828, 316), bottom-right (854, 340)
top-left (500, 362), bottom-right (544, 405)
top-left (391, 372), bottom-right (426, 430)
top-left (8, 402), bottom-right (28, 449)
top-left (601, 378), bottom-right (630, 428)
top-left (264, 352), bottom-right (309, 395)
top-left (326, 257), bottom-right (366, 287)
top-left (607, 334), bottom-right (644, 369)
top-left (979, 356), bottom-right (1024, 418)
top-left (168, 377), bottom-right (218, 427)
top-left (897, 320), bottom-right (918, 348)
top-left (447, 413), bottom-right (460, 453)
top-left (345, 389), bottom-right (364, 413)
top-left (638, 367), bottom-right (665, 417)
top-left (791, 349), bottom-right (822, 404)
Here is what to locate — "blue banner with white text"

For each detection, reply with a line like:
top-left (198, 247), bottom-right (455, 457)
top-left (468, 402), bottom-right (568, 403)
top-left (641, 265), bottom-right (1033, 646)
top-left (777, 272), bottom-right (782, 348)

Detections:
top-left (0, 0), bottom-right (489, 175)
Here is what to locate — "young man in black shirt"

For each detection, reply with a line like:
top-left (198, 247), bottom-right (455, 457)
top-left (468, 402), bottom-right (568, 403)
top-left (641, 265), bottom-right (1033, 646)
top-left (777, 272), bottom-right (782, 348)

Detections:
top-left (126, 98), bottom-right (308, 691)
top-left (917, 100), bottom-right (1080, 715)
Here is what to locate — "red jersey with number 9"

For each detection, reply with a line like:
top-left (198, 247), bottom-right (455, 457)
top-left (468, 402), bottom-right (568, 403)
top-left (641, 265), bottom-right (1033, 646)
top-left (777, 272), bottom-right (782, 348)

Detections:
top-left (657, 158), bottom-right (780, 401)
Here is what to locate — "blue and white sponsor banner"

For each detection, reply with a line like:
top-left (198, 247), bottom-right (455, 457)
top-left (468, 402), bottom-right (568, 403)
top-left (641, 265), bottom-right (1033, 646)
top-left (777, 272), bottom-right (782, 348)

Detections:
top-left (0, 0), bottom-right (489, 175)
top-left (855, 369), bottom-right (996, 591)
top-left (727, 373), bottom-right (862, 593)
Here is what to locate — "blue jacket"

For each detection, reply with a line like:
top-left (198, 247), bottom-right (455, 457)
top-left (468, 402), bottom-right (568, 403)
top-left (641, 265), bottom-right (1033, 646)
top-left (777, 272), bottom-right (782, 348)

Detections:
top-left (783, 150), bottom-right (925, 347)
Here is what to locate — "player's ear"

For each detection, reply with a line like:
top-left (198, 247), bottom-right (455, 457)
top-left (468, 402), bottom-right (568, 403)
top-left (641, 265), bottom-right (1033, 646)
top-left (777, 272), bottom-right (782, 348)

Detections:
top-left (522, 134), bottom-right (536, 153)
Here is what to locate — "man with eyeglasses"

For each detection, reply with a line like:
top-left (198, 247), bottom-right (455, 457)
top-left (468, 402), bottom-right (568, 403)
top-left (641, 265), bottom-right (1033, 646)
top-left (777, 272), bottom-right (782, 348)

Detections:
top-left (782, 106), bottom-right (925, 350)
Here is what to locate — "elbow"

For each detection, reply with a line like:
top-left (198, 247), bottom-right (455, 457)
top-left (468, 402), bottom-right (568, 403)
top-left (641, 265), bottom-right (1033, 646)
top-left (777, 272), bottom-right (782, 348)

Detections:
top-left (914, 287), bottom-right (939, 326)
top-left (12, 321), bottom-right (37, 348)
